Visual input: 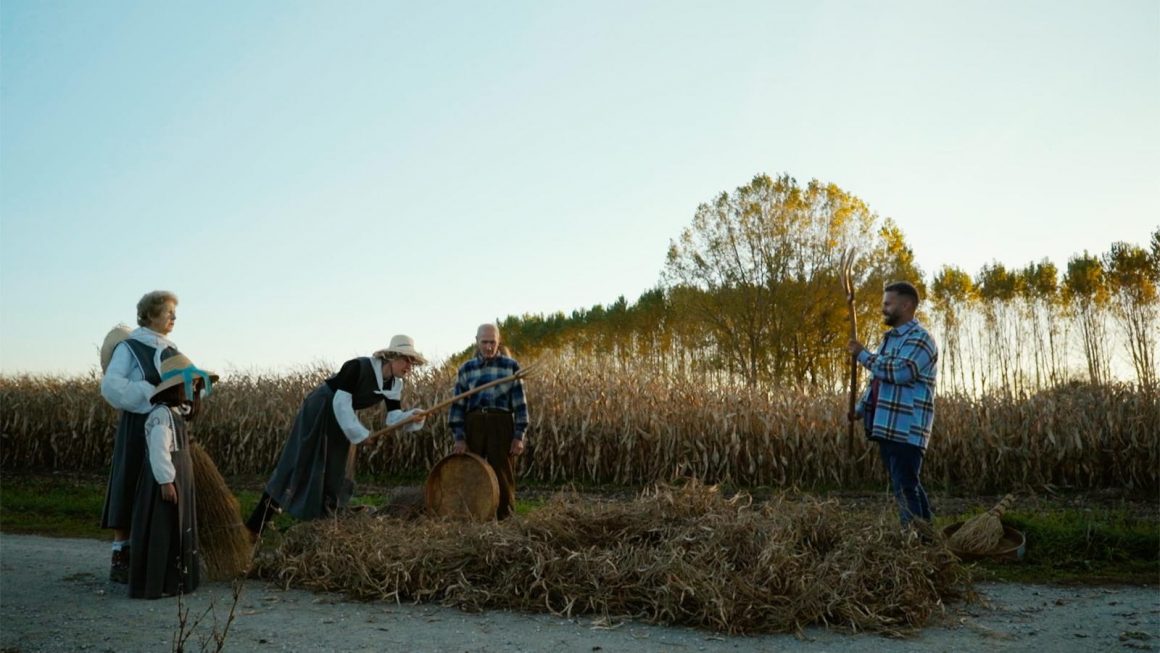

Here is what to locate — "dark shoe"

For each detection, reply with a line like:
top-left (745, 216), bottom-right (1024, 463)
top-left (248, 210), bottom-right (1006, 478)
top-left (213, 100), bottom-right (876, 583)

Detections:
top-left (110, 548), bottom-right (130, 584)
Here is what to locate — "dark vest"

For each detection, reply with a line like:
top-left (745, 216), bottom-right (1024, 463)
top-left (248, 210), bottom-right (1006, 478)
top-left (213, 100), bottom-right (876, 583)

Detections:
top-left (120, 338), bottom-right (179, 384)
top-left (325, 357), bottom-right (400, 410)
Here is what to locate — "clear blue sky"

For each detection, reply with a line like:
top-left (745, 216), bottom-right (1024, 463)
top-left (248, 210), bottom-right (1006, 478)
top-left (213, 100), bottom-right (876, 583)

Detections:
top-left (2, 0), bottom-right (1157, 375)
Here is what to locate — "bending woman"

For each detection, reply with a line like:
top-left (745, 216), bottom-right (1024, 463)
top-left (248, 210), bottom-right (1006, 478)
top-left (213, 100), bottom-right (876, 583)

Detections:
top-left (246, 335), bottom-right (428, 537)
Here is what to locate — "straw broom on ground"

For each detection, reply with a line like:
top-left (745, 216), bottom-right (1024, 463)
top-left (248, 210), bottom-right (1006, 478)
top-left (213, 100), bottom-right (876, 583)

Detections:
top-left (190, 442), bottom-right (253, 580)
top-left (948, 493), bottom-right (1015, 555)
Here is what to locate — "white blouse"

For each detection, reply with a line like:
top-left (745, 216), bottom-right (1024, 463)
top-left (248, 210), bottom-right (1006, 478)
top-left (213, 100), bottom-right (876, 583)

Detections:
top-left (332, 359), bottom-right (419, 444)
top-left (100, 327), bottom-right (179, 415)
top-left (144, 406), bottom-right (180, 484)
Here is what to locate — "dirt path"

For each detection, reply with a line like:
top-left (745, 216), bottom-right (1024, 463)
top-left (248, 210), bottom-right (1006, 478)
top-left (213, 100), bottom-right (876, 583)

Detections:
top-left (1, 533), bottom-right (1156, 652)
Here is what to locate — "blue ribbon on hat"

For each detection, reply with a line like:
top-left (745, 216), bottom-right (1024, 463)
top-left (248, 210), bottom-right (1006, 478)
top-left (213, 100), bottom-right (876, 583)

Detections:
top-left (160, 365), bottom-right (215, 401)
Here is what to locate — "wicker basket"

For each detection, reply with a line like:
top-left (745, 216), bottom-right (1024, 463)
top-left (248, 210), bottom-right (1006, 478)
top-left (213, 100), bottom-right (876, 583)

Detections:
top-left (424, 453), bottom-right (500, 521)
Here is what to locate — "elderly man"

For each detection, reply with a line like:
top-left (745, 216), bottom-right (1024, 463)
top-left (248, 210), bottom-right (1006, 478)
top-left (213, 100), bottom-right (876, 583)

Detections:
top-left (449, 324), bottom-right (530, 519)
top-left (848, 281), bottom-right (939, 530)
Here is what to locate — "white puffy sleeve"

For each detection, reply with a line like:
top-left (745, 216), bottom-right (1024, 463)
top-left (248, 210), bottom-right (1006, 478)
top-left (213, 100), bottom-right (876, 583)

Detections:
top-left (332, 390), bottom-right (371, 444)
top-left (100, 345), bottom-right (155, 414)
top-left (145, 407), bottom-right (177, 484)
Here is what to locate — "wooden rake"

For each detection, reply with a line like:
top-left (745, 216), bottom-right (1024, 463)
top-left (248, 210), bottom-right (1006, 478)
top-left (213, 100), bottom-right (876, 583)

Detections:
top-left (339, 362), bottom-right (541, 505)
top-left (839, 248), bottom-right (859, 460)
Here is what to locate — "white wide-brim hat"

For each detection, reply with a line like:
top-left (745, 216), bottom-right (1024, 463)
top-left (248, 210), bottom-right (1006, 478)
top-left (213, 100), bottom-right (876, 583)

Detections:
top-left (100, 324), bottom-right (133, 373)
top-left (375, 334), bottom-right (427, 366)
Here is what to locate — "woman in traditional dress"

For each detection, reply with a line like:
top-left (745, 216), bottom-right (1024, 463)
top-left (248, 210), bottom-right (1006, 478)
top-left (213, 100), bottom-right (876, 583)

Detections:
top-left (129, 353), bottom-right (217, 599)
top-left (245, 335), bottom-right (428, 538)
top-left (99, 290), bottom-right (182, 583)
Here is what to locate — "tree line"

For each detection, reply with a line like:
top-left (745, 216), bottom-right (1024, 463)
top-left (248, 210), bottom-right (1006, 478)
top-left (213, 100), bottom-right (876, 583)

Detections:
top-left (489, 173), bottom-right (1158, 395)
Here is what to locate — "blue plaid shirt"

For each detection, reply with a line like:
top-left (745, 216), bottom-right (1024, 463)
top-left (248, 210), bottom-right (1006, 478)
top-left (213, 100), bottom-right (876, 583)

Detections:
top-left (855, 319), bottom-right (938, 450)
top-left (448, 354), bottom-right (529, 441)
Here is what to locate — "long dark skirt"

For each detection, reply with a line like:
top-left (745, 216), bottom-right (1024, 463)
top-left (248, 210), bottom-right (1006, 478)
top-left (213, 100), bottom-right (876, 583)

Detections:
top-left (129, 447), bottom-right (199, 599)
top-left (100, 411), bottom-right (148, 530)
top-left (264, 384), bottom-right (353, 521)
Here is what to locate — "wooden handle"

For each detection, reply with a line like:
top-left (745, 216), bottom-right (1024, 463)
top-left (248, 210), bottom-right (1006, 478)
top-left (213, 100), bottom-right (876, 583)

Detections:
top-left (416, 362), bottom-right (540, 420)
top-left (346, 361), bottom-right (542, 493)
top-left (348, 361), bottom-right (538, 463)
top-left (362, 363), bottom-right (540, 445)
top-left (988, 493), bottom-right (1016, 517)
top-left (343, 363), bottom-right (539, 489)
top-left (840, 248), bottom-right (859, 453)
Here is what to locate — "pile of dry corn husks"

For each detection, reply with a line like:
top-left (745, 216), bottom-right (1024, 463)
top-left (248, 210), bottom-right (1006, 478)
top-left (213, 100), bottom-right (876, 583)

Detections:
top-left (252, 482), bottom-right (970, 635)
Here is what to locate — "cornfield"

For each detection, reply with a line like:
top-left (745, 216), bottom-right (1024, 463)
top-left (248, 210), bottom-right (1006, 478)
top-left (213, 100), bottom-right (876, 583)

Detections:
top-left (1, 354), bottom-right (1156, 492)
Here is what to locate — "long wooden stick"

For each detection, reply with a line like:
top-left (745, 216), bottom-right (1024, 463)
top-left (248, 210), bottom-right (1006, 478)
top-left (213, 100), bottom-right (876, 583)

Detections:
top-left (840, 249), bottom-right (859, 459)
top-left (343, 363), bottom-right (539, 491)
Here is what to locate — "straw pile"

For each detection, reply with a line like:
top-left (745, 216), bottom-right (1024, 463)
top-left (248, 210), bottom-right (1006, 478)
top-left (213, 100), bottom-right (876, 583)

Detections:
top-left (190, 442), bottom-right (253, 580)
top-left (375, 486), bottom-right (427, 519)
top-left (253, 482), bottom-right (970, 635)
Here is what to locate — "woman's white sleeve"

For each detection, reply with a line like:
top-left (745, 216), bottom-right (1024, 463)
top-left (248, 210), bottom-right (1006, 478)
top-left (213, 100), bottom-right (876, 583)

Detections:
top-left (384, 409), bottom-right (406, 426)
top-left (332, 390), bottom-right (370, 444)
top-left (100, 346), bottom-right (155, 414)
top-left (145, 408), bottom-right (177, 484)
top-left (385, 409), bottom-right (425, 433)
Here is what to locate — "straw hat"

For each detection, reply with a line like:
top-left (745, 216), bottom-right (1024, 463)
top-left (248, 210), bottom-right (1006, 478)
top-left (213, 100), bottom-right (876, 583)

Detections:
top-left (375, 334), bottom-right (427, 365)
top-left (151, 353), bottom-right (219, 401)
top-left (100, 325), bottom-right (133, 373)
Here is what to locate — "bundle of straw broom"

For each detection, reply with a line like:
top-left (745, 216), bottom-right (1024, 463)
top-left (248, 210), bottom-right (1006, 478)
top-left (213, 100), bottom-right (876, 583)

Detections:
top-left (948, 493), bottom-right (1015, 555)
top-left (190, 442), bottom-right (253, 580)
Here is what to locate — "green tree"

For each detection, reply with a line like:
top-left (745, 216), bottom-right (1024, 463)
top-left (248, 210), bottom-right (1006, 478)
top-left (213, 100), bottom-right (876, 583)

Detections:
top-left (1103, 240), bottom-right (1158, 389)
top-left (930, 265), bottom-right (975, 393)
top-left (1063, 252), bottom-right (1110, 385)
top-left (663, 173), bottom-right (909, 388)
top-left (976, 262), bottom-right (1026, 394)
top-left (1018, 259), bottom-right (1062, 389)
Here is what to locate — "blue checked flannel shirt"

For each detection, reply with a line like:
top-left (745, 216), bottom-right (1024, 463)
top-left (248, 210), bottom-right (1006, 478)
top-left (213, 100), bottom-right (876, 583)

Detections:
top-left (855, 319), bottom-right (938, 450)
top-left (448, 354), bottom-right (529, 441)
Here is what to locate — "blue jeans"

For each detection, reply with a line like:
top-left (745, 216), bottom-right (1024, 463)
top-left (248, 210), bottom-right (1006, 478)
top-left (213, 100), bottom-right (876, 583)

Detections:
top-left (877, 439), bottom-right (932, 526)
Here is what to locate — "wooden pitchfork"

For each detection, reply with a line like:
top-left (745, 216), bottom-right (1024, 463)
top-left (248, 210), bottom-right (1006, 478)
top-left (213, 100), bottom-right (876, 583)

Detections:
top-left (839, 248), bottom-right (859, 459)
top-left (339, 362), bottom-right (541, 505)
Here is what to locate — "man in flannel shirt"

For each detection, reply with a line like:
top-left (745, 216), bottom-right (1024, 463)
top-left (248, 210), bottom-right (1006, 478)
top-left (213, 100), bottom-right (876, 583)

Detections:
top-left (847, 281), bottom-right (939, 528)
top-left (449, 323), bottom-right (530, 519)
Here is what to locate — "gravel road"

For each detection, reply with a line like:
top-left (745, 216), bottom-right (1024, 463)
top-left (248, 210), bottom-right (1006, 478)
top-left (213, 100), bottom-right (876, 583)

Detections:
top-left (1, 533), bottom-right (1156, 652)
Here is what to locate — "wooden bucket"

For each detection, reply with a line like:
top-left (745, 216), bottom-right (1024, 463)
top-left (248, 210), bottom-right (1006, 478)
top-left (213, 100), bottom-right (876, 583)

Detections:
top-left (424, 453), bottom-right (499, 521)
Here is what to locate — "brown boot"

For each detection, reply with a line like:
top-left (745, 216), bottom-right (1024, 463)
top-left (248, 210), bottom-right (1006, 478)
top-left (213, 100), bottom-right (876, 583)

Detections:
top-left (109, 547), bottom-right (130, 584)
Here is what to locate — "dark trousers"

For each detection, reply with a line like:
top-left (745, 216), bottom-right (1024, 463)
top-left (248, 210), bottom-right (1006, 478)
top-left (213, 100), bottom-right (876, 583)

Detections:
top-left (877, 439), bottom-right (932, 526)
top-left (465, 412), bottom-right (517, 520)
